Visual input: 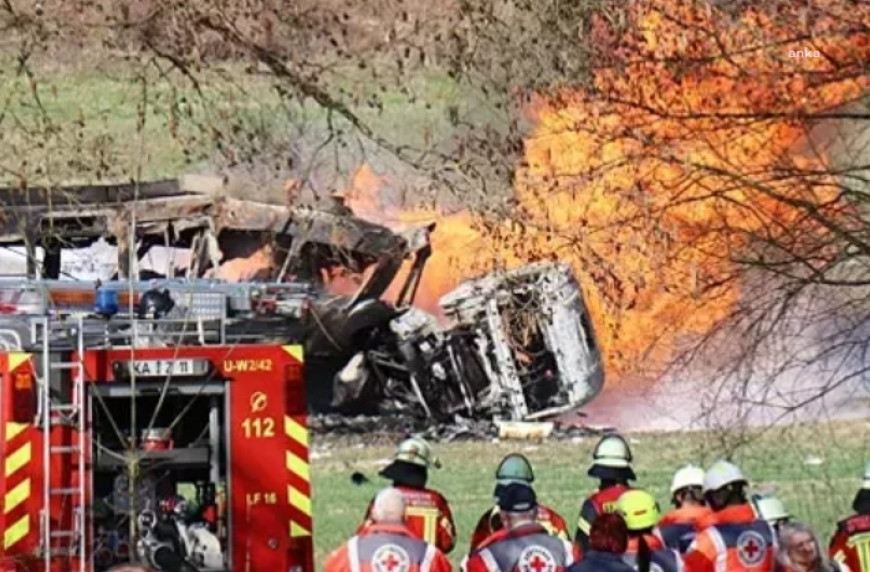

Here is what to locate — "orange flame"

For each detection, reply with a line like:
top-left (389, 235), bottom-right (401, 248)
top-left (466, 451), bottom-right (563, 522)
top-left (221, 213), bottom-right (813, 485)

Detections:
top-left (348, 1), bottom-right (870, 380)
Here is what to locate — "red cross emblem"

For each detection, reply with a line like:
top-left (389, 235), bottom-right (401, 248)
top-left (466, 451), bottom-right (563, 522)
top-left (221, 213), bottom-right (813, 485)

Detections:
top-left (736, 530), bottom-right (766, 567)
top-left (382, 554), bottom-right (401, 571)
top-left (529, 554), bottom-right (549, 572)
top-left (372, 544), bottom-right (410, 572)
top-left (744, 540), bottom-right (759, 558)
top-left (518, 546), bottom-right (557, 572)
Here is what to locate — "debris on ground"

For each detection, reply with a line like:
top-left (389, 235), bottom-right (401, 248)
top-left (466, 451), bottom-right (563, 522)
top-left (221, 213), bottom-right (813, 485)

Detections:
top-left (494, 421), bottom-right (555, 441)
top-left (308, 413), bottom-right (614, 447)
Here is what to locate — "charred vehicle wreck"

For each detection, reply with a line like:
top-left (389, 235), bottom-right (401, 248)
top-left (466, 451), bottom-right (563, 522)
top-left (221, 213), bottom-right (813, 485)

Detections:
top-left (332, 262), bottom-right (605, 420)
top-left (0, 177), bottom-right (604, 421)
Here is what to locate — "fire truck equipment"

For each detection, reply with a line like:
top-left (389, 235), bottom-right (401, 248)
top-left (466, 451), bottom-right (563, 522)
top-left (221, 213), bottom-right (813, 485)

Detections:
top-left (141, 428), bottom-right (173, 452)
top-left (0, 278), bottom-right (314, 571)
top-left (136, 502), bottom-right (222, 571)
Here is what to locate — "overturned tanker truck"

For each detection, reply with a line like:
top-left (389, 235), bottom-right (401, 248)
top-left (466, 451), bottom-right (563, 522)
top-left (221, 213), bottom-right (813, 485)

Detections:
top-left (0, 177), bottom-right (604, 421)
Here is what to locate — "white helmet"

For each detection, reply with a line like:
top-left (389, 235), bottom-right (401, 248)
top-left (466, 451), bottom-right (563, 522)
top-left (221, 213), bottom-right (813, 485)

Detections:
top-left (393, 437), bottom-right (441, 469)
top-left (671, 465), bottom-right (705, 494)
top-left (863, 461), bottom-right (870, 489)
top-left (703, 459), bottom-right (747, 492)
top-left (753, 495), bottom-right (790, 523)
top-left (592, 434), bottom-right (633, 468)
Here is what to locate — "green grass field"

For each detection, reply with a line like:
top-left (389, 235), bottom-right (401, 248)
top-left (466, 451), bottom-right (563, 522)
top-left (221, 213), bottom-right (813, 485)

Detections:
top-left (311, 421), bottom-right (870, 568)
top-left (0, 54), bottom-right (491, 188)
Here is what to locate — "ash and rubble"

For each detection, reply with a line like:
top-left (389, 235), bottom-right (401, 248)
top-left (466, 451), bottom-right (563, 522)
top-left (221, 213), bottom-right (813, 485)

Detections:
top-left (307, 412), bottom-right (614, 448)
top-left (0, 176), bottom-right (606, 423)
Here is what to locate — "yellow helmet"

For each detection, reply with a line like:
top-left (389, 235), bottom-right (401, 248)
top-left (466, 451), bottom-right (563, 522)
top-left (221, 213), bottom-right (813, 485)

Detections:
top-left (393, 437), bottom-right (441, 469)
top-left (616, 489), bottom-right (661, 531)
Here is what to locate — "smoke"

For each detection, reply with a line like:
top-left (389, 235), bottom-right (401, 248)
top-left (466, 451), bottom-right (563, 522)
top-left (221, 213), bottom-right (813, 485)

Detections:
top-left (576, 273), bottom-right (870, 433)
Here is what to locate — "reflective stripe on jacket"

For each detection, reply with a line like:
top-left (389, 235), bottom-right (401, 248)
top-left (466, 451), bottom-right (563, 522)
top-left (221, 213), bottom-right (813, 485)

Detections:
top-left (684, 505), bottom-right (777, 572)
top-left (830, 514), bottom-right (870, 572)
top-left (659, 505), bottom-right (713, 554)
top-left (361, 485), bottom-right (457, 554)
top-left (466, 523), bottom-right (576, 572)
top-left (326, 523), bottom-right (452, 572)
top-left (574, 485), bottom-right (630, 551)
top-left (469, 504), bottom-right (571, 552)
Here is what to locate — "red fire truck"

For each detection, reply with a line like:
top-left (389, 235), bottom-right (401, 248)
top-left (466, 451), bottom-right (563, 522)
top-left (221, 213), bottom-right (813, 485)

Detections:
top-left (0, 279), bottom-right (315, 572)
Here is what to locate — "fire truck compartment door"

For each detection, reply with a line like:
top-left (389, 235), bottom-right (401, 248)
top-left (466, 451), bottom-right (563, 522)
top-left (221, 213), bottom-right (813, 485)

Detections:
top-left (228, 345), bottom-right (305, 571)
top-left (243, 503), bottom-right (289, 570)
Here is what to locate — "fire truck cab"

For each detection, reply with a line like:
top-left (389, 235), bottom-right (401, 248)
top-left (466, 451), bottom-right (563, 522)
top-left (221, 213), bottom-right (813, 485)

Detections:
top-left (0, 279), bottom-right (314, 572)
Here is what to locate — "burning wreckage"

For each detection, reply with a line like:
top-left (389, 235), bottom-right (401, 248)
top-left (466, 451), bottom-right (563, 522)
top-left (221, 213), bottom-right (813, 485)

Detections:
top-left (0, 178), bottom-right (604, 421)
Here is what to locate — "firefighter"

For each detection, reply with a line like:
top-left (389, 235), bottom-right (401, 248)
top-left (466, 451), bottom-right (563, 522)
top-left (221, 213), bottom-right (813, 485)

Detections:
top-left (327, 487), bottom-right (452, 572)
top-left (829, 461), bottom-right (870, 572)
top-left (752, 494), bottom-right (791, 533)
top-left (615, 489), bottom-right (683, 572)
top-left (360, 437), bottom-right (457, 554)
top-left (575, 433), bottom-right (636, 552)
top-left (464, 483), bottom-right (576, 572)
top-left (468, 453), bottom-right (571, 551)
top-left (659, 464), bottom-right (712, 554)
top-left (684, 460), bottom-right (778, 572)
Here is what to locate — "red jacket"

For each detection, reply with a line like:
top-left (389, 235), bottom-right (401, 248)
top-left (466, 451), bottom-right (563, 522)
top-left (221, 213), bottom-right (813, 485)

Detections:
top-left (684, 505), bottom-right (777, 572)
top-left (659, 505), bottom-right (713, 553)
top-left (326, 523), bottom-right (452, 572)
top-left (574, 484), bottom-right (630, 551)
top-left (466, 522), bottom-right (577, 572)
top-left (469, 503), bottom-right (571, 552)
top-left (830, 513), bottom-right (870, 572)
top-left (360, 485), bottom-right (457, 554)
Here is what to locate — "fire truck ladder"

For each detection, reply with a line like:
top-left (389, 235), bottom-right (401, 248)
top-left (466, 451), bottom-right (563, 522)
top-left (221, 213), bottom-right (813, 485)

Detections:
top-left (36, 314), bottom-right (88, 569)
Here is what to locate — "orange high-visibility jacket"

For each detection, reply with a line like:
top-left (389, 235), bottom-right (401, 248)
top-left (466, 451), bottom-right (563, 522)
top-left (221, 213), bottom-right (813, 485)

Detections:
top-left (326, 523), bottom-right (453, 572)
top-left (684, 505), bottom-right (777, 572)
top-left (659, 505), bottom-right (714, 554)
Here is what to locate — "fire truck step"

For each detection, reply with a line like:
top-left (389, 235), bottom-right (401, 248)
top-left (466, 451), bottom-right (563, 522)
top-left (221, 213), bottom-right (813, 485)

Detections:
top-left (50, 362), bottom-right (81, 371)
top-left (50, 531), bottom-right (79, 538)
top-left (50, 445), bottom-right (81, 453)
top-left (49, 488), bottom-right (80, 495)
top-left (49, 403), bottom-right (80, 413)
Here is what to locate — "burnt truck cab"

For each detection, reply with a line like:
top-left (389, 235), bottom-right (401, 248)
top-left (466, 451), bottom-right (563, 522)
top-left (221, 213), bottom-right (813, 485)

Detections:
top-left (0, 279), bottom-right (314, 572)
top-left (334, 261), bottom-right (605, 421)
top-left (437, 261), bottom-right (604, 420)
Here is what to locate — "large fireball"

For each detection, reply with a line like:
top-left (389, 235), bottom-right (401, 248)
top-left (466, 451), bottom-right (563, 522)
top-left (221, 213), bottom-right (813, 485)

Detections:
top-left (347, 0), bottom-right (870, 380)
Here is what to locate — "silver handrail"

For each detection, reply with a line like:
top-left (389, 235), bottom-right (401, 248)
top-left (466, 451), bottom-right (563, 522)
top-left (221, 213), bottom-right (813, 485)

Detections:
top-left (0, 328), bottom-right (22, 350)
